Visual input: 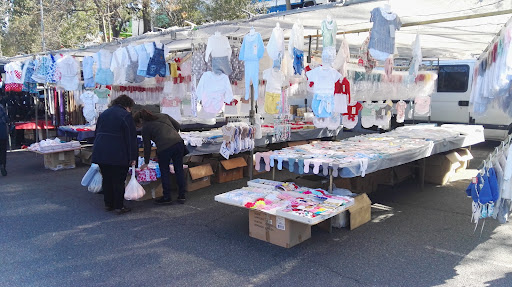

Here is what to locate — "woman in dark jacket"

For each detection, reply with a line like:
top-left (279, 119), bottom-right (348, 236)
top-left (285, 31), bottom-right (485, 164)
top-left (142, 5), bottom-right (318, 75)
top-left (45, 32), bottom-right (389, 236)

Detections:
top-left (92, 95), bottom-right (138, 214)
top-left (133, 109), bottom-right (186, 204)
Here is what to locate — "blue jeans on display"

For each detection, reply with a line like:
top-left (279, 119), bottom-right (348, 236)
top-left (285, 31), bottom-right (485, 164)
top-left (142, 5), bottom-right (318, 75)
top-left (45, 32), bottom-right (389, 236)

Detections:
top-left (158, 141), bottom-right (186, 200)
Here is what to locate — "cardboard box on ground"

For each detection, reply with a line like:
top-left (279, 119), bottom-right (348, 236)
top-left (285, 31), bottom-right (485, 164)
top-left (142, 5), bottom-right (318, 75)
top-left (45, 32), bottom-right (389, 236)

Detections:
top-left (200, 156), bottom-right (247, 183)
top-left (170, 162), bottom-right (214, 192)
top-left (43, 151), bottom-right (76, 171)
top-left (249, 209), bottom-right (311, 248)
top-left (80, 147), bottom-right (93, 165)
top-left (424, 148), bottom-right (473, 185)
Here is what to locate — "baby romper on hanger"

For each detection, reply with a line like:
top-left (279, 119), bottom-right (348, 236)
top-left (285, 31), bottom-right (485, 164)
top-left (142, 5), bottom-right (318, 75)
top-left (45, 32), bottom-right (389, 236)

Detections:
top-left (306, 66), bottom-right (342, 118)
top-left (334, 77), bottom-right (350, 114)
top-left (94, 50), bottom-right (114, 85)
top-left (146, 42), bottom-right (167, 78)
top-left (360, 102), bottom-right (377, 128)
top-left (205, 33), bottom-right (232, 75)
top-left (262, 68), bottom-right (286, 114)
top-left (82, 56), bottom-right (95, 88)
top-left (288, 22), bottom-right (305, 75)
top-left (239, 31), bottom-right (265, 100)
top-left (395, 100), bottom-right (407, 123)
top-left (321, 19), bottom-right (337, 47)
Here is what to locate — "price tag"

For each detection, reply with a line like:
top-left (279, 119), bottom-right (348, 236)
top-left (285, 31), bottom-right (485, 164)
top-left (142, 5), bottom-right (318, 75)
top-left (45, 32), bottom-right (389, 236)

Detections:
top-left (381, 109), bottom-right (386, 116)
top-left (352, 107), bottom-right (356, 114)
top-left (472, 177), bottom-right (478, 184)
top-left (389, 25), bottom-right (396, 38)
top-left (276, 216), bottom-right (285, 230)
top-left (253, 44), bottom-right (258, 55)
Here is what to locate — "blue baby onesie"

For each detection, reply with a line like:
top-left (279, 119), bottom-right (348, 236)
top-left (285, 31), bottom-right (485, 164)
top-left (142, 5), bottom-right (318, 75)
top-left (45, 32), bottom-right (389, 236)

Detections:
top-left (239, 32), bottom-right (265, 100)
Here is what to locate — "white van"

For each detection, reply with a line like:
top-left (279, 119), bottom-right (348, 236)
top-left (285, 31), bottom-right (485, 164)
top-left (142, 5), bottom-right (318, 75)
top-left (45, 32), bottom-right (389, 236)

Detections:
top-left (408, 59), bottom-right (512, 141)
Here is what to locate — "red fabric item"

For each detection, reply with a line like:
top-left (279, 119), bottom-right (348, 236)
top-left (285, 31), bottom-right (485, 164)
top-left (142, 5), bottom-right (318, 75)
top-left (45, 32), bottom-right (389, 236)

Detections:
top-left (343, 102), bottom-right (363, 121)
top-left (15, 120), bottom-right (56, 130)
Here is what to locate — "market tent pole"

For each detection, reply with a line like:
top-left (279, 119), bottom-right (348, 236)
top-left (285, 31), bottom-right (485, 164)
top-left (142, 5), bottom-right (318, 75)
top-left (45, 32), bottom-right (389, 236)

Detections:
top-left (34, 94), bottom-right (38, 143)
top-left (249, 84), bottom-right (255, 180)
top-left (44, 85), bottom-right (49, 139)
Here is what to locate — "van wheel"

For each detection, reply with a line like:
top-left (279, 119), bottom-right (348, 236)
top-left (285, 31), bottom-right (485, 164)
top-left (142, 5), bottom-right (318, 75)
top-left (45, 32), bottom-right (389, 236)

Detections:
top-left (304, 1), bottom-right (315, 7)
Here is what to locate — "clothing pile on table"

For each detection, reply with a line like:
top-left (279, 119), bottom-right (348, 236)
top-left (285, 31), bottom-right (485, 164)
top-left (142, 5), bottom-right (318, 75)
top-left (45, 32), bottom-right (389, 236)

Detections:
top-left (220, 122), bottom-right (256, 159)
top-left (27, 138), bottom-right (81, 153)
top-left (215, 179), bottom-right (354, 224)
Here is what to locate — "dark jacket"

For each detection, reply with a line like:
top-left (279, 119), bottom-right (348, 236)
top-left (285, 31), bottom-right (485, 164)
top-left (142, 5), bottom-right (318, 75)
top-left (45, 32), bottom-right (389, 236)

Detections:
top-left (0, 104), bottom-right (9, 140)
top-left (92, 105), bottom-right (138, 166)
top-left (142, 113), bottom-right (182, 164)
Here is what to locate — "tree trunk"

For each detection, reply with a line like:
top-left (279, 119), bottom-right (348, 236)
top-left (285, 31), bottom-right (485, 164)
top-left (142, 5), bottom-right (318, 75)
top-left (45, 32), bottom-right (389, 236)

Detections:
top-left (286, 0), bottom-right (291, 10)
top-left (142, 0), bottom-right (151, 33)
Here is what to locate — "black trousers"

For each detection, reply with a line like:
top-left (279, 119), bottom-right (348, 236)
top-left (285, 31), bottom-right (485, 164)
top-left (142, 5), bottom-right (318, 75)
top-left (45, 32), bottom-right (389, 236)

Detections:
top-left (158, 142), bottom-right (186, 199)
top-left (99, 164), bottom-right (129, 209)
top-left (0, 138), bottom-right (7, 166)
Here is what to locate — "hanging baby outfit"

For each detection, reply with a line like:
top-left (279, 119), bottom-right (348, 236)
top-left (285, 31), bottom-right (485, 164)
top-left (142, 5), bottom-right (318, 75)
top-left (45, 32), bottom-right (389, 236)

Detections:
top-left (94, 49), bottom-right (114, 85)
top-left (263, 68), bottom-right (286, 114)
top-left (22, 59), bottom-right (38, 94)
top-left (239, 31), bottom-right (265, 100)
top-left (333, 38), bottom-right (350, 77)
top-left (368, 6), bottom-right (402, 61)
top-left (205, 33), bottom-right (232, 76)
top-left (57, 55), bottom-right (80, 91)
top-left (288, 22), bottom-right (305, 76)
top-left (125, 46), bottom-right (145, 83)
top-left (359, 34), bottom-right (376, 74)
top-left (80, 91), bottom-right (99, 124)
top-left (306, 66), bottom-right (342, 118)
top-left (111, 46), bottom-right (128, 85)
top-left (321, 19), bottom-right (337, 47)
top-left (395, 100), bottom-right (407, 123)
top-left (334, 77), bottom-right (350, 114)
top-left (82, 56), bottom-right (95, 88)
top-left (146, 42), bottom-right (167, 78)
top-left (230, 47), bottom-right (244, 82)
top-left (408, 34), bottom-right (422, 79)
top-left (267, 25), bottom-right (285, 61)
top-left (196, 71), bottom-right (234, 115)
top-left (135, 44), bottom-right (150, 77)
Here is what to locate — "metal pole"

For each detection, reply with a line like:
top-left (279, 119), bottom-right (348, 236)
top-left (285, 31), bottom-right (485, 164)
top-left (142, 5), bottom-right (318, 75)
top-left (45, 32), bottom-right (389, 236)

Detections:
top-left (249, 83), bottom-right (255, 180)
top-left (44, 85), bottom-right (49, 139)
top-left (34, 95), bottom-right (39, 143)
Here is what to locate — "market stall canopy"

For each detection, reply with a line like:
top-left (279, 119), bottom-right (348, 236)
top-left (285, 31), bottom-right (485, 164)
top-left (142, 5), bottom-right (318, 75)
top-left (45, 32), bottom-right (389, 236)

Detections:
top-left (1, 0), bottom-right (511, 62)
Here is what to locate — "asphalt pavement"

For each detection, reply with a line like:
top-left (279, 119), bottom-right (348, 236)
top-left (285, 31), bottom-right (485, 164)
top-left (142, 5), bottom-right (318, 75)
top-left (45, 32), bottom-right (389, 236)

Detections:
top-left (1, 141), bottom-right (511, 287)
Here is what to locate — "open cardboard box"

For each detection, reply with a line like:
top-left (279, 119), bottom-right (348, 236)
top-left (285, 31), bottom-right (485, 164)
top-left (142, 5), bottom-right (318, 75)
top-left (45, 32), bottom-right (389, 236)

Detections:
top-left (424, 148), bottom-right (473, 185)
top-left (215, 157), bottom-right (247, 183)
top-left (186, 163), bottom-right (214, 192)
top-left (249, 209), bottom-right (311, 248)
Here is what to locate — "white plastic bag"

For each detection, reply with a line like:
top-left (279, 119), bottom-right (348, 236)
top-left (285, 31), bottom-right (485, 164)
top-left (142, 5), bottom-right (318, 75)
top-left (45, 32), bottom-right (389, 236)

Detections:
top-left (124, 165), bottom-right (145, 200)
top-left (81, 163), bottom-right (100, 187)
top-left (88, 171), bottom-right (103, 193)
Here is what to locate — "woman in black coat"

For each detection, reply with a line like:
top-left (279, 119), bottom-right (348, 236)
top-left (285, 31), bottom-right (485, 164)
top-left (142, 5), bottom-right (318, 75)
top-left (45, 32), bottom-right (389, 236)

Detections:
top-left (92, 95), bottom-right (138, 214)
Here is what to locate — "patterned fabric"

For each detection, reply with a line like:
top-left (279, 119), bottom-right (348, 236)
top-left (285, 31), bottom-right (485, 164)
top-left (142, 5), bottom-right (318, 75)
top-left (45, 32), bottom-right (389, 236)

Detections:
top-left (146, 42), bottom-right (167, 78)
top-left (46, 55), bottom-right (57, 83)
top-left (137, 169), bottom-right (158, 183)
top-left (229, 47), bottom-right (244, 82)
top-left (191, 43), bottom-right (211, 83)
top-left (359, 34), bottom-right (376, 74)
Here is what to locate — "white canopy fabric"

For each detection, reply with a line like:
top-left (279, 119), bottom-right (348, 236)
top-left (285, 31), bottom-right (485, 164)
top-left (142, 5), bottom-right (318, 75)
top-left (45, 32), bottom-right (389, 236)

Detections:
top-left (2, 0), bottom-right (511, 62)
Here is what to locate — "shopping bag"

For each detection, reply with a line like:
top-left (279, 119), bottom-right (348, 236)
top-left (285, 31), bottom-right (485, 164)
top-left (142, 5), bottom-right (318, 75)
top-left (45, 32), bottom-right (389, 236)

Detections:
top-left (88, 172), bottom-right (103, 193)
top-left (81, 163), bottom-right (100, 187)
top-left (124, 165), bottom-right (145, 200)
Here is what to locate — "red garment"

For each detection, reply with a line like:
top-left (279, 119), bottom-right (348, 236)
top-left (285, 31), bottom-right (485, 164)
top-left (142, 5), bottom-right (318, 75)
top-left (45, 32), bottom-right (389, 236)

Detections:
top-left (334, 77), bottom-right (351, 103)
top-left (343, 102), bottom-right (363, 121)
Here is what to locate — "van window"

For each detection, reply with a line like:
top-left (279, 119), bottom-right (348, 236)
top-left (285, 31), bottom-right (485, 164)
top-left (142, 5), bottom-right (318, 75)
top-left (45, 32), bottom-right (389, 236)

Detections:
top-left (437, 65), bottom-right (469, 93)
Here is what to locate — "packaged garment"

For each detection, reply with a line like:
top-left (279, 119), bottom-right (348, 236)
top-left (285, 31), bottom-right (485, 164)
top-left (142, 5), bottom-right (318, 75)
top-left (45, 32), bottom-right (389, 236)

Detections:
top-left (333, 38), bottom-right (351, 77)
top-left (369, 6), bottom-right (402, 61)
top-left (205, 32), bottom-right (232, 62)
top-left (146, 42), bottom-right (167, 78)
top-left (395, 100), bottom-right (407, 123)
top-left (239, 31), bottom-right (265, 100)
top-left (161, 97), bottom-right (182, 121)
top-left (360, 102), bottom-right (377, 128)
top-left (414, 95), bottom-right (431, 116)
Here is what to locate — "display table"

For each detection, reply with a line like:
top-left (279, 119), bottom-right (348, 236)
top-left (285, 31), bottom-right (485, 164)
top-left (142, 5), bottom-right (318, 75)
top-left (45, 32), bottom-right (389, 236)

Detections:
top-left (254, 125), bottom-right (484, 186)
top-left (15, 120), bottom-right (55, 130)
top-left (32, 147), bottom-right (81, 171)
top-left (215, 179), bottom-right (354, 247)
top-left (187, 127), bottom-right (342, 156)
top-left (57, 125), bottom-right (96, 141)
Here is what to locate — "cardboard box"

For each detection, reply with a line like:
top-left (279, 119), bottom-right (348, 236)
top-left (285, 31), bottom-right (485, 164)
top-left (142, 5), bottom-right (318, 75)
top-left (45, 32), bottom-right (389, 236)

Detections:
top-left (347, 193), bottom-right (372, 230)
top-left (249, 209), bottom-right (311, 248)
top-left (290, 105), bottom-right (298, 116)
top-left (43, 151), bottom-right (76, 171)
top-left (424, 149), bottom-right (473, 185)
top-left (286, 140), bottom-right (308, 147)
top-left (186, 163), bottom-right (214, 192)
top-left (215, 157), bottom-right (247, 183)
top-left (80, 147), bottom-right (93, 165)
